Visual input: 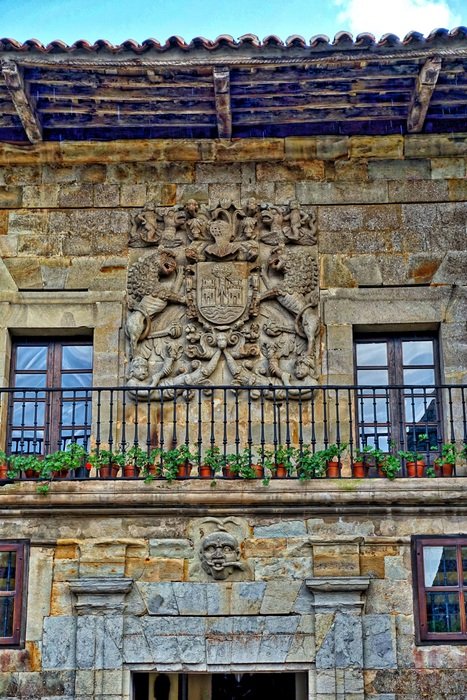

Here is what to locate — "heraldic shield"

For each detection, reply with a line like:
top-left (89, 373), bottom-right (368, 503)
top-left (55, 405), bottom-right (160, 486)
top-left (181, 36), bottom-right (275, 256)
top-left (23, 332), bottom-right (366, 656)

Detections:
top-left (196, 262), bottom-right (249, 325)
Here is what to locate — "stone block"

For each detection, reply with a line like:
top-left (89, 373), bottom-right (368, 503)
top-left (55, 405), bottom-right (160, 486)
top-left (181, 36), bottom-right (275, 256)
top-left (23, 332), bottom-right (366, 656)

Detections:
top-left (260, 580), bottom-right (302, 614)
top-left (320, 255), bottom-right (358, 289)
top-left (363, 615), bottom-right (396, 669)
top-left (0, 186), bottom-right (22, 207)
top-left (120, 184), bottom-right (147, 206)
top-left (216, 138), bottom-right (284, 161)
top-left (26, 546), bottom-right (54, 640)
top-left (254, 520), bottom-right (307, 537)
top-left (432, 253), bottom-right (467, 285)
top-left (388, 179), bottom-right (448, 202)
top-left (3, 165), bottom-right (41, 184)
top-left (231, 582), bottom-right (266, 615)
top-left (125, 557), bottom-right (184, 582)
top-left (334, 159), bottom-right (369, 181)
top-left (257, 161), bottom-right (325, 182)
top-left (359, 545), bottom-right (399, 579)
top-left (368, 159), bottom-right (430, 180)
top-left (59, 184), bottom-right (94, 207)
top-left (252, 557), bottom-right (311, 581)
top-left (285, 137), bottom-right (317, 160)
top-left (448, 178), bottom-right (467, 201)
top-left (243, 537), bottom-right (286, 557)
top-left (208, 183), bottom-right (241, 205)
top-left (196, 163), bottom-right (243, 183)
top-left (149, 538), bottom-right (193, 558)
top-left (313, 544), bottom-right (360, 577)
top-left (407, 254), bottom-right (443, 284)
top-left (350, 136), bottom-right (403, 159)
top-left (4, 257), bottom-right (42, 288)
top-left (297, 181), bottom-right (388, 205)
top-left (42, 616), bottom-right (76, 670)
top-left (23, 185), bottom-right (60, 207)
top-left (405, 133), bottom-right (467, 157)
top-left (240, 181), bottom-right (275, 203)
top-left (102, 617), bottom-right (124, 669)
top-left (431, 157), bottom-right (465, 179)
top-left (316, 136), bottom-right (349, 160)
top-left (51, 581), bottom-right (73, 616)
top-left (93, 184), bottom-right (120, 207)
top-left (274, 181), bottom-right (297, 203)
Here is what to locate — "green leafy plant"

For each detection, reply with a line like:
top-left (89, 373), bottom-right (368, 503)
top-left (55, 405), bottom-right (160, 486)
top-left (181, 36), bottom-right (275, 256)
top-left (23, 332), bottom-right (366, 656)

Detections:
top-left (157, 444), bottom-right (195, 481)
top-left (7, 454), bottom-right (41, 479)
top-left (125, 445), bottom-right (151, 469)
top-left (225, 448), bottom-right (259, 479)
top-left (379, 454), bottom-right (401, 480)
top-left (0, 450), bottom-right (7, 465)
top-left (262, 445), bottom-right (296, 476)
top-left (398, 433), bottom-right (429, 463)
top-left (202, 445), bottom-right (225, 475)
top-left (88, 448), bottom-right (125, 471)
top-left (433, 442), bottom-right (460, 466)
top-left (354, 445), bottom-right (379, 463)
top-left (41, 443), bottom-right (87, 478)
top-left (295, 447), bottom-right (328, 479)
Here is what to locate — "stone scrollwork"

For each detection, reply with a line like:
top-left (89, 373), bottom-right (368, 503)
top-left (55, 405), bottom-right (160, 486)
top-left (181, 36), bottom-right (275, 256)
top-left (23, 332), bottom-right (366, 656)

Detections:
top-left (126, 198), bottom-right (319, 398)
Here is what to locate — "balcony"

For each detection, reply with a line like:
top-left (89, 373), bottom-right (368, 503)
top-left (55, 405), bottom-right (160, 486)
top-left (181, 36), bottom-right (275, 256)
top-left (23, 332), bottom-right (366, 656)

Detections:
top-left (1, 383), bottom-right (466, 482)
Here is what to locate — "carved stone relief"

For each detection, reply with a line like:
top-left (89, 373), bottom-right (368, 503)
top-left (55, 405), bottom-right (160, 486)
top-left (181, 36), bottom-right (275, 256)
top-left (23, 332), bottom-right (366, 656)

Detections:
top-left (126, 198), bottom-right (319, 398)
top-left (188, 517), bottom-right (251, 581)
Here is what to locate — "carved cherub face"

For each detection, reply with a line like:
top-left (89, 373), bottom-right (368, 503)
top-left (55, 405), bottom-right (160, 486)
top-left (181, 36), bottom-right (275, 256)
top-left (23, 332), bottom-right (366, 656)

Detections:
top-left (185, 199), bottom-right (199, 217)
top-left (129, 357), bottom-right (149, 380)
top-left (294, 360), bottom-right (309, 379)
top-left (200, 531), bottom-right (240, 580)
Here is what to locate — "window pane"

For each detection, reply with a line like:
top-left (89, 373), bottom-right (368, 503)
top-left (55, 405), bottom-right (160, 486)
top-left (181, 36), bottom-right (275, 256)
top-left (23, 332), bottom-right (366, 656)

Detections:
top-left (426, 592), bottom-right (461, 633)
top-left (61, 373), bottom-right (92, 390)
top-left (462, 547), bottom-right (467, 586)
top-left (403, 368), bottom-right (435, 386)
top-left (358, 397), bottom-right (389, 422)
top-left (10, 430), bottom-right (44, 454)
top-left (12, 402), bottom-right (45, 426)
top-left (402, 340), bottom-right (434, 366)
top-left (62, 345), bottom-right (92, 370)
top-left (61, 400), bottom-right (91, 426)
top-left (0, 597), bottom-right (14, 638)
top-left (0, 552), bottom-right (15, 591)
top-left (423, 546), bottom-right (458, 586)
top-left (357, 369), bottom-right (389, 386)
top-left (356, 343), bottom-right (388, 366)
top-left (14, 374), bottom-right (46, 388)
top-left (404, 397), bottom-right (437, 424)
top-left (16, 346), bottom-right (47, 371)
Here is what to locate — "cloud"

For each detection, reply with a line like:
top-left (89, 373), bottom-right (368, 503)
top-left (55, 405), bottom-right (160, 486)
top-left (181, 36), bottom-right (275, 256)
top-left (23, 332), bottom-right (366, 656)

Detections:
top-left (333, 0), bottom-right (461, 38)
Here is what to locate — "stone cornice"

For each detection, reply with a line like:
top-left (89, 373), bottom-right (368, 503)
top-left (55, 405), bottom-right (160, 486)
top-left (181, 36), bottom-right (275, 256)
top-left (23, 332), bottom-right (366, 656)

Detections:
top-left (0, 478), bottom-right (466, 517)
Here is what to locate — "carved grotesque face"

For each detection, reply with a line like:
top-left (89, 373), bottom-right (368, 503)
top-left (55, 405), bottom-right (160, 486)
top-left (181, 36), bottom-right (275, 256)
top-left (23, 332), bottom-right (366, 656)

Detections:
top-left (185, 199), bottom-right (199, 216)
top-left (268, 246), bottom-right (286, 273)
top-left (159, 252), bottom-right (177, 276)
top-left (294, 360), bottom-right (309, 379)
top-left (200, 531), bottom-right (240, 580)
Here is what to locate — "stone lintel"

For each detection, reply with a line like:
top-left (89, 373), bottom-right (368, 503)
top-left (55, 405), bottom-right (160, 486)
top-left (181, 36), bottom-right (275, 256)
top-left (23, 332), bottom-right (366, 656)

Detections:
top-left (70, 577), bottom-right (133, 615)
top-left (306, 576), bottom-right (370, 610)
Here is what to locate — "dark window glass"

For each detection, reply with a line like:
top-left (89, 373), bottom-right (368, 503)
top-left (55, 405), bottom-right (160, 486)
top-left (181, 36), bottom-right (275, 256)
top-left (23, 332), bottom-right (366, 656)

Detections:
top-left (0, 543), bottom-right (26, 646)
top-left (414, 537), bottom-right (467, 643)
top-left (9, 339), bottom-right (92, 455)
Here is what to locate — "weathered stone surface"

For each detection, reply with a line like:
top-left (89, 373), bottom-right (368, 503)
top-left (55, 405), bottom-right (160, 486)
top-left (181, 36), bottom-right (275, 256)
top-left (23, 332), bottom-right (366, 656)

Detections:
top-left (388, 179), bottom-right (448, 202)
top-left (216, 138), bottom-right (284, 162)
top-left (42, 617), bottom-right (76, 670)
top-left (257, 161), bottom-right (325, 181)
top-left (350, 136), bottom-right (403, 159)
top-left (313, 544), bottom-right (360, 577)
top-left (363, 615), bottom-right (397, 669)
top-left (368, 159), bottom-right (430, 180)
top-left (148, 538), bottom-right (193, 558)
top-left (253, 520), bottom-right (307, 537)
top-left (297, 181), bottom-right (388, 204)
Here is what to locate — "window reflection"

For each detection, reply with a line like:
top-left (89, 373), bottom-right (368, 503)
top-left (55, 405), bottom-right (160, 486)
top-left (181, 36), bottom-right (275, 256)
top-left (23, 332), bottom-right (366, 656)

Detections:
top-left (402, 340), bottom-right (434, 365)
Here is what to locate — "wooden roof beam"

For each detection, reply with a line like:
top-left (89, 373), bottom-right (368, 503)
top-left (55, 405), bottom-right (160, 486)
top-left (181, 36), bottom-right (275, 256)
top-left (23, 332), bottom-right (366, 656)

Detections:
top-left (407, 56), bottom-right (442, 133)
top-left (213, 67), bottom-right (232, 138)
top-left (2, 60), bottom-right (42, 142)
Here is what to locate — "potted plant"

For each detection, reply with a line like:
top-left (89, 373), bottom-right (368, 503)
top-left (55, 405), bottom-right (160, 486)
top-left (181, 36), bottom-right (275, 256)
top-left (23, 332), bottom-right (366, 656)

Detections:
top-left (323, 442), bottom-right (347, 478)
top-left (224, 448), bottom-right (261, 479)
top-left (433, 442), bottom-right (460, 477)
top-left (262, 445), bottom-right (296, 478)
top-left (200, 445), bottom-right (225, 479)
top-left (398, 434), bottom-right (428, 477)
top-left (296, 447), bottom-right (327, 479)
top-left (378, 454), bottom-right (401, 480)
top-left (7, 454), bottom-right (42, 479)
top-left (42, 443), bottom-right (88, 479)
top-left (159, 444), bottom-right (194, 481)
top-left (0, 450), bottom-right (8, 480)
top-left (88, 448), bottom-right (124, 478)
top-left (351, 445), bottom-right (377, 478)
top-left (122, 445), bottom-right (149, 478)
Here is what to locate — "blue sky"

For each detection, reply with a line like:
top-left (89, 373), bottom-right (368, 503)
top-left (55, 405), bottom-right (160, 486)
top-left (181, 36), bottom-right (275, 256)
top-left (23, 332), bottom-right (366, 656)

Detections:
top-left (1, 0), bottom-right (466, 43)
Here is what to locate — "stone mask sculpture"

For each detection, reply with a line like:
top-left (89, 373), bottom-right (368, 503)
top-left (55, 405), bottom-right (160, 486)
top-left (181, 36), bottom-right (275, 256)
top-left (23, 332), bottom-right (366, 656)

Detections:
top-left (199, 530), bottom-right (243, 580)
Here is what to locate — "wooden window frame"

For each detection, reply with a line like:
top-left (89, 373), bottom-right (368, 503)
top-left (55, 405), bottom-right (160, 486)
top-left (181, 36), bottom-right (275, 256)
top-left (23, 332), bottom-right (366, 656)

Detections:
top-left (413, 535), bottom-right (467, 645)
top-left (354, 331), bottom-right (442, 452)
top-left (0, 541), bottom-right (28, 647)
top-left (8, 337), bottom-right (93, 455)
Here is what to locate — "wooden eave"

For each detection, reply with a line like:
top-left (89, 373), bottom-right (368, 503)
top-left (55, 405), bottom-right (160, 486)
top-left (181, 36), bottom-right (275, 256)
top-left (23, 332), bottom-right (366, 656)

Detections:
top-left (0, 34), bottom-right (466, 141)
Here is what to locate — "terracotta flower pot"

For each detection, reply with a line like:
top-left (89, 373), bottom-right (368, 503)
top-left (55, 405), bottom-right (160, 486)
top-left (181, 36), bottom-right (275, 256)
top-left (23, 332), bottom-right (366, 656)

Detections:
top-left (176, 463), bottom-right (192, 479)
top-left (0, 463), bottom-right (8, 479)
top-left (273, 464), bottom-right (288, 479)
top-left (351, 461), bottom-right (368, 478)
top-left (24, 468), bottom-right (41, 479)
top-left (435, 462), bottom-right (454, 477)
top-left (252, 464), bottom-right (264, 479)
top-left (222, 465), bottom-right (237, 479)
top-left (122, 464), bottom-right (141, 478)
top-left (406, 460), bottom-right (425, 478)
top-left (52, 469), bottom-right (69, 479)
top-left (199, 465), bottom-right (214, 479)
top-left (326, 461), bottom-right (340, 478)
top-left (98, 463), bottom-right (120, 479)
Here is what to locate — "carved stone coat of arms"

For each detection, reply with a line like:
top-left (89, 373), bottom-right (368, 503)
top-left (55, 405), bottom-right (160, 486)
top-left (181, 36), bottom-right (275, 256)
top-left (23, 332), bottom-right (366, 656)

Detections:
top-left (126, 198), bottom-right (319, 399)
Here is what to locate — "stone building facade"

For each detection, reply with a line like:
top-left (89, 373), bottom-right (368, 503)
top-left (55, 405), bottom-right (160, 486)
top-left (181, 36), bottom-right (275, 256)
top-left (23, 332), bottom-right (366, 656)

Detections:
top-left (0, 33), bottom-right (467, 700)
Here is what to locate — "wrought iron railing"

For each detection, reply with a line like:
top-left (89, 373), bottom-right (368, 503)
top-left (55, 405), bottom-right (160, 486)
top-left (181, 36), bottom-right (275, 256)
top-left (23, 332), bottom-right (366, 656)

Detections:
top-left (1, 384), bottom-right (466, 479)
